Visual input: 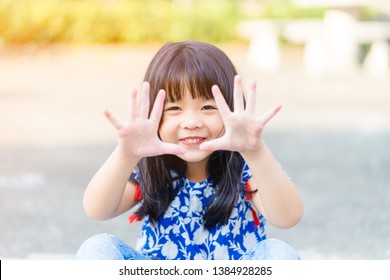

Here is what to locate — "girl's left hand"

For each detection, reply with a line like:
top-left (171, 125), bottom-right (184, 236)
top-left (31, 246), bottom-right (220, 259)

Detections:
top-left (199, 75), bottom-right (281, 154)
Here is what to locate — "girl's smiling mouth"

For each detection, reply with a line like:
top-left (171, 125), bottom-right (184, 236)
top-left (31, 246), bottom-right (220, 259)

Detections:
top-left (180, 137), bottom-right (206, 146)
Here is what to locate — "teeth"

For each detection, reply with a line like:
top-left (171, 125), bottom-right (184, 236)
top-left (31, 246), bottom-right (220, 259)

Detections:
top-left (183, 137), bottom-right (202, 143)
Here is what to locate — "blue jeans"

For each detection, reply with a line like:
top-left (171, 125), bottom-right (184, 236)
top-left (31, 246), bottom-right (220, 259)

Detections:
top-left (75, 233), bottom-right (300, 260)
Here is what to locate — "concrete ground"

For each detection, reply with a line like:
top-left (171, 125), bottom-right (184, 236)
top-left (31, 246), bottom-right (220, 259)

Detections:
top-left (0, 44), bottom-right (389, 259)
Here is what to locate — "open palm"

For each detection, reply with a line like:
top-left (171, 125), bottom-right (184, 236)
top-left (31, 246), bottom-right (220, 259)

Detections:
top-left (103, 82), bottom-right (185, 159)
top-left (200, 75), bottom-right (281, 153)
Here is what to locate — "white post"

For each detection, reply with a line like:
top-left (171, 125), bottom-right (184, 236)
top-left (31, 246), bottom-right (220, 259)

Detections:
top-left (247, 21), bottom-right (281, 73)
top-left (323, 10), bottom-right (359, 74)
top-left (363, 40), bottom-right (389, 78)
top-left (303, 33), bottom-right (327, 78)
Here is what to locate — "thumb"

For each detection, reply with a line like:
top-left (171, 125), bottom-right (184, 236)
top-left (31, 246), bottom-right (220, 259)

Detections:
top-left (199, 138), bottom-right (226, 152)
top-left (160, 143), bottom-right (186, 155)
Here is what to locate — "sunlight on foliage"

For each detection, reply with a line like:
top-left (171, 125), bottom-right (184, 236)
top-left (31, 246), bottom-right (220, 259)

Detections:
top-left (0, 0), bottom-right (327, 46)
top-left (0, 0), bottom-right (242, 45)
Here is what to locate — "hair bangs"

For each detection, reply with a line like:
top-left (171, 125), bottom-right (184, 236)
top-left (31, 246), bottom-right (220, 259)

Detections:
top-left (144, 41), bottom-right (238, 111)
top-left (163, 53), bottom-right (216, 103)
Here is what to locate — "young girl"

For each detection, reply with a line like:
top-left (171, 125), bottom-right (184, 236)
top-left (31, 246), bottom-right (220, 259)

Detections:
top-left (76, 41), bottom-right (304, 260)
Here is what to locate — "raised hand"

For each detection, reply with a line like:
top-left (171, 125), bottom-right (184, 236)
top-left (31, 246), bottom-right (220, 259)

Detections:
top-left (103, 82), bottom-right (185, 159)
top-left (199, 75), bottom-right (281, 154)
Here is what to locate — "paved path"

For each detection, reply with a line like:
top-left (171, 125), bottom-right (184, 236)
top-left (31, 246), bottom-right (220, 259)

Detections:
top-left (0, 44), bottom-right (389, 259)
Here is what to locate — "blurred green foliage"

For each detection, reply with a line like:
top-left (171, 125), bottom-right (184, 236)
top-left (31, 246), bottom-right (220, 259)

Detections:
top-left (260, 1), bottom-right (324, 19)
top-left (0, 0), bottom-right (327, 46)
top-left (0, 0), bottom-right (242, 45)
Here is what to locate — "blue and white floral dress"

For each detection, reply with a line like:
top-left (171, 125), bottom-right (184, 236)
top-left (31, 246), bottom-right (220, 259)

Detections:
top-left (130, 163), bottom-right (267, 260)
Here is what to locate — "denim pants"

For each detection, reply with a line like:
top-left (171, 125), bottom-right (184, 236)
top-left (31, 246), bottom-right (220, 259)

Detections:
top-left (75, 233), bottom-right (300, 260)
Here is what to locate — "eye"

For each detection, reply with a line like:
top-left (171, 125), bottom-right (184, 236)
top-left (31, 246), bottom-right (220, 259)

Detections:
top-left (202, 105), bottom-right (217, 111)
top-left (164, 106), bottom-right (181, 111)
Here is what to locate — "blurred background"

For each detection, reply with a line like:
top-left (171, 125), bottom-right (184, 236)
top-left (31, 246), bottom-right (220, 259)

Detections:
top-left (0, 0), bottom-right (389, 259)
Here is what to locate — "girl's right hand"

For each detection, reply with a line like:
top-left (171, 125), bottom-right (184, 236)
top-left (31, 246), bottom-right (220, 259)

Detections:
top-left (103, 82), bottom-right (185, 160)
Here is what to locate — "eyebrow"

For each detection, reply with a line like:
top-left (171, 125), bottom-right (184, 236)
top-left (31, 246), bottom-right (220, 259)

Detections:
top-left (165, 94), bottom-right (214, 102)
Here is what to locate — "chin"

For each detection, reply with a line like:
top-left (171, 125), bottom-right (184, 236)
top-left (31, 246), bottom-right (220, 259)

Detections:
top-left (177, 150), bottom-right (212, 163)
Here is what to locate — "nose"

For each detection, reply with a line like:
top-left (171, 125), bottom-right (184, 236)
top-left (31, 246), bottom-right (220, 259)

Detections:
top-left (180, 112), bottom-right (204, 129)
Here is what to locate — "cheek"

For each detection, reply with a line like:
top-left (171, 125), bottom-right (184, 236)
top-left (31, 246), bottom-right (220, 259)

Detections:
top-left (158, 119), bottom-right (174, 142)
top-left (212, 115), bottom-right (225, 137)
top-left (216, 126), bottom-right (225, 138)
top-left (158, 124), bottom-right (167, 141)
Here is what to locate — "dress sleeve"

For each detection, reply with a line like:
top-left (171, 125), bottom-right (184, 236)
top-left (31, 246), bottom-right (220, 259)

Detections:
top-left (133, 183), bottom-right (142, 201)
top-left (241, 162), bottom-right (261, 227)
top-left (130, 169), bottom-right (142, 201)
top-left (242, 162), bottom-right (255, 199)
top-left (128, 169), bottom-right (143, 223)
top-left (241, 161), bottom-right (252, 183)
top-left (130, 168), bottom-right (139, 183)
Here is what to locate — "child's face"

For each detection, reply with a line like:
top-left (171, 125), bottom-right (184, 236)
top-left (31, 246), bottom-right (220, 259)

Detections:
top-left (159, 90), bottom-right (224, 163)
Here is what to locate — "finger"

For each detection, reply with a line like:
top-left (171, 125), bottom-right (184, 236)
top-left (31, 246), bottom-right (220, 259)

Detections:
top-left (160, 142), bottom-right (186, 155)
top-left (128, 88), bottom-right (138, 120)
top-left (246, 80), bottom-right (257, 114)
top-left (260, 104), bottom-right (282, 126)
top-left (233, 75), bottom-right (245, 112)
top-left (103, 109), bottom-right (123, 130)
top-left (212, 85), bottom-right (231, 117)
top-left (199, 137), bottom-right (229, 152)
top-left (149, 89), bottom-right (166, 122)
top-left (139, 82), bottom-right (150, 119)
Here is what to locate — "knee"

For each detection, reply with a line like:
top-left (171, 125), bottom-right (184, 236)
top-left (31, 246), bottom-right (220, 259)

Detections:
top-left (265, 238), bottom-right (300, 260)
top-left (79, 233), bottom-right (116, 249)
top-left (242, 238), bottom-right (300, 260)
top-left (75, 233), bottom-right (121, 260)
